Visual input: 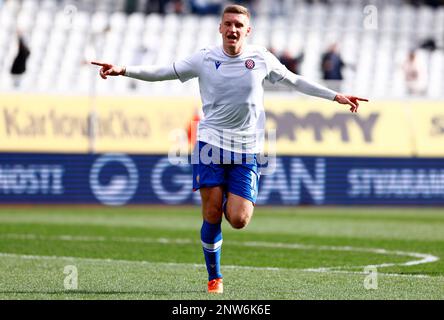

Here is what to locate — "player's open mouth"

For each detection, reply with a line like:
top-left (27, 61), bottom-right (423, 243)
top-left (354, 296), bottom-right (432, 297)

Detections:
top-left (227, 34), bottom-right (238, 41)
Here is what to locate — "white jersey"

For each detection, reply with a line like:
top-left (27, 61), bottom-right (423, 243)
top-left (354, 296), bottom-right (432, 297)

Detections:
top-left (174, 45), bottom-right (289, 154)
top-left (125, 44), bottom-right (337, 154)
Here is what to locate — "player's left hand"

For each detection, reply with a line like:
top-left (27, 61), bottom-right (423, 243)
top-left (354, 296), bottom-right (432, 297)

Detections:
top-left (334, 94), bottom-right (369, 113)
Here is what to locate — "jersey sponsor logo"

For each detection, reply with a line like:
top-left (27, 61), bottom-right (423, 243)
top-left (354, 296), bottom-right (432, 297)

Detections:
top-left (215, 61), bottom-right (222, 70)
top-left (245, 59), bottom-right (255, 69)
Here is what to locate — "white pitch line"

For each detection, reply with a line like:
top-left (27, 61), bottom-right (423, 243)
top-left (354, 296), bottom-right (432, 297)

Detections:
top-left (0, 233), bottom-right (439, 278)
top-left (0, 252), bottom-right (434, 279)
top-left (241, 242), bottom-right (439, 272)
top-left (0, 252), bottom-right (280, 272)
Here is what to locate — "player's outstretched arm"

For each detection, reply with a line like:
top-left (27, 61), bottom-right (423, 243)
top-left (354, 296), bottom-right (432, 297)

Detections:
top-left (91, 61), bottom-right (178, 82)
top-left (91, 61), bottom-right (126, 79)
top-left (333, 94), bottom-right (369, 113)
top-left (280, 72), bottom-right (368, 113)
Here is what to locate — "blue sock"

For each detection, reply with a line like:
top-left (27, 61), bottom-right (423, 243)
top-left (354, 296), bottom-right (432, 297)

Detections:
top-left (201, 220), bottom-right (223, 281)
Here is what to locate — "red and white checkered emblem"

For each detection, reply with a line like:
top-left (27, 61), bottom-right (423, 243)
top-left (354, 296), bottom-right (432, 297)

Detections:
top-left (245, 59), bottom-right (255, 69)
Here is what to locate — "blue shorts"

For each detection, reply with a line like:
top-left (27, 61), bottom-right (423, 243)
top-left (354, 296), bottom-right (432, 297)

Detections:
top-left (192, 141), bottom-right (260, 204)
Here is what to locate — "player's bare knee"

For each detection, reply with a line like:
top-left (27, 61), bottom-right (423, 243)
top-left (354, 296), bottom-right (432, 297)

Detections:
top-left (229, 217), bottom-right (249, 229)
top-left (203, 206), bottom-right (223, 224)
top-left (229, 213), bottom-right (251, 229)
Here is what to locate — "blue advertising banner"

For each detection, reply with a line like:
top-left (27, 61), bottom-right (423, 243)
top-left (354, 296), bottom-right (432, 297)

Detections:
top-left (0, 153), bottom-right (443, 205)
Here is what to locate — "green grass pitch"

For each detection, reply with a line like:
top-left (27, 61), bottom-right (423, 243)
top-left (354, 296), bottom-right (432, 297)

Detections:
top-left (0, 206), bottom-right (443, 300)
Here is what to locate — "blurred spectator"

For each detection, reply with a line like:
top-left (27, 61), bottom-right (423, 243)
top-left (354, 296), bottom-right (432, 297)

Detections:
top-left (420, 38), bottom-right (437, 51)
top-left (402, 49), bottom-right (428, 96)
top-left (144, 0), bottom-right (171, 14)
top-left (233, 0), bottom-right (254, 5)
top-left (279, 51), bottom-right (304, 74)
top-left (127, 0), bottom-right (182, 15)
top-left (10, 32), bottom-right (30, 88)
top-left (231, 0), bottom-right (257, 15)
top-left (125, 0), bottom-right (138, 14)
top-left (187, 108), bottom-right (202, 149)
top-left (305, 0), bottom-right (330, 4)
top-left (171, 0), bottom-right (186, 14)
top-left (405, 0), bottom-right (444, 7)
top-left (189, 0), bottom-right (222, 15)
top-left (268, 0), bottom-right (285, 17)
top-left (321, 43), bottom-right (346, 92)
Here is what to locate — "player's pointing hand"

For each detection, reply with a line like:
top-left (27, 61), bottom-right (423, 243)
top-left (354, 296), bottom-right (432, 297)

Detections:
top-left (334, 94), bottom-right (369, 113)
top-left (91, 61), bottom-right (126, 79)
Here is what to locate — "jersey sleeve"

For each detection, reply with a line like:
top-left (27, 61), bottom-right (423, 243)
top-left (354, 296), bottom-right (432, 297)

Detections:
top-left (173, 49), bottom-right (205, 83)
top-left (263, 49), bottom-right (288, 84)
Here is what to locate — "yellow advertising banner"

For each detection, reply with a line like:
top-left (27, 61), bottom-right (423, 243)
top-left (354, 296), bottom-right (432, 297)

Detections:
top-left (264, 98), bottom-right (414, 156)
top-left (409, 102), bottom-right (444, 157)
top-left (0, 94), bottom-right (443, 156)
top-left (93, 97), bottom-right (199, 154)
top-left (1, 95), bottom-right (90, 153)
top-left (0, 94), bottom-right (199, 153)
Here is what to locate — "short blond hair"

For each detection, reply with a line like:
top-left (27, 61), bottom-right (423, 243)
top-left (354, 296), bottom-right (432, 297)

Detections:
top-left (222, 4), bottom-right (250, 19)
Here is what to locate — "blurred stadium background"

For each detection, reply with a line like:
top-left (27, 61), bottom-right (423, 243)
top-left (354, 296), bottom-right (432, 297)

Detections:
top-left (0, 0), bottom-right (443, 206)
top-left (0, 0), bottom-right (444, 300)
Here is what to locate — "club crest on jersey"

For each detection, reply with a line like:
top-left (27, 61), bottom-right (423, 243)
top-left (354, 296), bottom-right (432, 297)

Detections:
top-left (245, 59), bottom-right (255, 69)
top-left (215, 61), bottom-right (222, 70)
